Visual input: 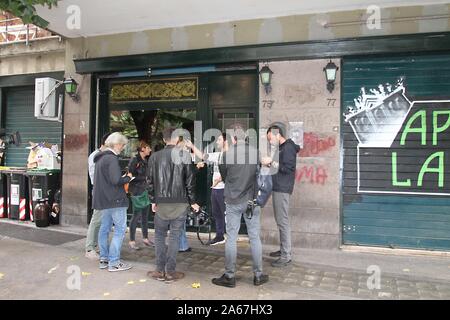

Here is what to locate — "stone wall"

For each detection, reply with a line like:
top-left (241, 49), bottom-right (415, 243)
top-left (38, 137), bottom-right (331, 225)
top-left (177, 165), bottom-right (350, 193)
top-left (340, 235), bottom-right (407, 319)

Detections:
top-left (259, 59), bottom-right (341, 249)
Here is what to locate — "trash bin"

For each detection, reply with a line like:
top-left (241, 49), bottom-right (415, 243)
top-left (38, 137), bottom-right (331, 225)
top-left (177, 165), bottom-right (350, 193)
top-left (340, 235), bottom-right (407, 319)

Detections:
top-left (26, 169), bottom-right (61, 224)
top-left (0, 172), bottom-right (7, 219)
top-left (4, 168), bottom-right (29, 221)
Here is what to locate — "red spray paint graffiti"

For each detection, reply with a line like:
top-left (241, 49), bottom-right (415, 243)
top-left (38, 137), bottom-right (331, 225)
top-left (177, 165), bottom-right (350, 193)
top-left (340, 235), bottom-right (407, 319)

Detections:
top-left (295, 165), bottom-right (328, 185)
top-left (300, 133), bottom-right (336, 157)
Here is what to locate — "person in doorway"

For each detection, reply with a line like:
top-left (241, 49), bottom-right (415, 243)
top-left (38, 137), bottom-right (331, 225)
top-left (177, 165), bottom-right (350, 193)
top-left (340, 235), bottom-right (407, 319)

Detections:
top-left (128, 141), bottom-right (153, 250)
top-left (212, 124), bottom-right (269, 288)
top-left (93, 132), bottom-right (134, 272)
top-left (187, 132), bottom-right (229, 246)
top-left (85, 132), bottom-right (110, 260)
top-left (147, 127), bottom-right (200, 283)
top-left (261, 122), bottom-right (300, 267)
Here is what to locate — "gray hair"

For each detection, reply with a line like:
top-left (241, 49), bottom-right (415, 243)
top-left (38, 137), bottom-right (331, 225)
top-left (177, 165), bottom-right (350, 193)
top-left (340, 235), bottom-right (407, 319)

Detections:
top-left (104, 132), bottom-right (128, 148)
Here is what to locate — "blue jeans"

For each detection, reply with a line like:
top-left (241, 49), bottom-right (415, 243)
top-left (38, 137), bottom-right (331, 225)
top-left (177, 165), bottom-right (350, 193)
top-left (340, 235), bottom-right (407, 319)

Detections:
top-left (179, 219), bottom-right (190, 251)
top-left (98, 207), bottom-right (128, 267)
top-left (225, 202), bottom-right (263, 278)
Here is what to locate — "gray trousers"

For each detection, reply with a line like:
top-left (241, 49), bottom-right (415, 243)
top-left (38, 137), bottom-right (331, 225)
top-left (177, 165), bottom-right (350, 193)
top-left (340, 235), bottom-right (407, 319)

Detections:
top-left (225, 202), bottom-right (263, 278)
top-left (272, 192), bottom-right (292, 261)
top-left (85, 209), bottom-right (103, 252)
top-left (154, 213), bottom-right (185, 273)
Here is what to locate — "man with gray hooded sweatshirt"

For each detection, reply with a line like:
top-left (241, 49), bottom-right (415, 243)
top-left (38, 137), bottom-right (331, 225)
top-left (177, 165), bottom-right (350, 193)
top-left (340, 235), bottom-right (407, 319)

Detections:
top-left (93, 132), bottom-right (133, 272)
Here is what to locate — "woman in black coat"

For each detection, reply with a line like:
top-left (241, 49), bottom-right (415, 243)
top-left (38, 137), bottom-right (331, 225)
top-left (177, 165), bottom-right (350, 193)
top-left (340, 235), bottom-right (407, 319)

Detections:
top-left (128, 141), bottom-right (153, 250)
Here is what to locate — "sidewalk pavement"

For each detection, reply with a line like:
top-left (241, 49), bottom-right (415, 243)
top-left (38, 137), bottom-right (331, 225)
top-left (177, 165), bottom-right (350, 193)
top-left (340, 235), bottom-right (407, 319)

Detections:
top-left (0, 220), bottom-right (450, 300)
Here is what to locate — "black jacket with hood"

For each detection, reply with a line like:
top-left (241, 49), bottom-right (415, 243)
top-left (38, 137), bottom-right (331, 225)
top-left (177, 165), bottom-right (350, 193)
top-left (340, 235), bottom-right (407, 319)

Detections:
top-left (92, 149), bottom-right (131, 210)
top-left (147, 145), bottom-right (196, 204)
top-left (272, 139), bottom-right (300, 194)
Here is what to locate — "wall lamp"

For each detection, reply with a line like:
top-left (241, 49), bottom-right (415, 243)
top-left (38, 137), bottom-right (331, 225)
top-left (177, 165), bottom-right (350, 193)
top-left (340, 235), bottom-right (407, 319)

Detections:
top-left (63, 77), bottom-right (79, 101)
top-left (259, 63), bottom-right (274, 95)
top-left (323, 60), bottom-right (339, 93)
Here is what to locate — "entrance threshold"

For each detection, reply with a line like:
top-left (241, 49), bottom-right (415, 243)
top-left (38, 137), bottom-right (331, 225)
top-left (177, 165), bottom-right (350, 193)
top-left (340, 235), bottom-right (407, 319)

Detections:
top-left (341, 245), bottom-right (450, 258)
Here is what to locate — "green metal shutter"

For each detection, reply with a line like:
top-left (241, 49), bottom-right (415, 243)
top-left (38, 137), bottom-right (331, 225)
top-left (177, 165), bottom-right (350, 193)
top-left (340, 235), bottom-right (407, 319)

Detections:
top-left (342, 53), bottom-right (450, 251)
top-left (4, 86), bottom-right (62, 167)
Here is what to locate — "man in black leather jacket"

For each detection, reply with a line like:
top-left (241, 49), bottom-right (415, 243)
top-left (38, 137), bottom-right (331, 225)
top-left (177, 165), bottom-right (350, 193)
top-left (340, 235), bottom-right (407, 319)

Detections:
top-left (147, 127), bottom-right (200, 283)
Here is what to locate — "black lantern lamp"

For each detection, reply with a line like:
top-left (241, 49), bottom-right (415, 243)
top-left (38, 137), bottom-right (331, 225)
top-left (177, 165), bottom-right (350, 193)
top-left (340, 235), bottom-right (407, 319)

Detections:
top-left (259, 64), bottom-right (274, 94)
top-left (63, 77), bottom-right (79, 101)
top-left (323, 60), bottom-right (339, 93)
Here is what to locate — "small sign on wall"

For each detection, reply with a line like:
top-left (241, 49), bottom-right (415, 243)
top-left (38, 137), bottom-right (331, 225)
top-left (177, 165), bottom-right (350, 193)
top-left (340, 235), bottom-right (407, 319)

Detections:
top-left (289, 122), bottom-right (304, 148)
top-left (11, 184), bottom-right (19, 206)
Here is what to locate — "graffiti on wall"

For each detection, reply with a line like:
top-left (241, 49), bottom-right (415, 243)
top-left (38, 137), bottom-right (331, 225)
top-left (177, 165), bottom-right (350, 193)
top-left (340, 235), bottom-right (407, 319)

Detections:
top-left (295, 165), bottom-right (328, 185)
top-left (344, 79), bottom-right (450, 196)
top-left (300, 132), bottom-right (336, 157)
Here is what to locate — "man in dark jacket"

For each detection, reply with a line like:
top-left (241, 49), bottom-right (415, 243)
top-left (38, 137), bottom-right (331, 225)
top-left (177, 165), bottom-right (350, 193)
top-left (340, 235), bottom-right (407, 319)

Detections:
top-left (93, 132), bottom-right (133, 272)
top-left (147, 127), bottom-right (199, 283)
top-left (262, 122), bottom-right (301, 267)
top-left (212, 124), bottom-right (269, 288)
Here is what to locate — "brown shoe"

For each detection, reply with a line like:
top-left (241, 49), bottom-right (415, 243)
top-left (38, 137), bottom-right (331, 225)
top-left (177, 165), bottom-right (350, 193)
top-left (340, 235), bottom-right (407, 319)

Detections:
top-left (164, 271), bottom-right (185, 283)
top-left (148, 270), bottom-right (165, 281)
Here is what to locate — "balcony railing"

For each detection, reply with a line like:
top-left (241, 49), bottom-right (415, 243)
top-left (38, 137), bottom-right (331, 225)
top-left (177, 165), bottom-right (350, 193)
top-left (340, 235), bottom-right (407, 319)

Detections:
top-left (0, 13), bottom-right (59, 45)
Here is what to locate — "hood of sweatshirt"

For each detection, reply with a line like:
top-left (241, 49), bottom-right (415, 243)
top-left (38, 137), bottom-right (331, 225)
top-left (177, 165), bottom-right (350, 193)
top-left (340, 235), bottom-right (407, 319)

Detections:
top-left (93, 149), bottom-right (116, 163)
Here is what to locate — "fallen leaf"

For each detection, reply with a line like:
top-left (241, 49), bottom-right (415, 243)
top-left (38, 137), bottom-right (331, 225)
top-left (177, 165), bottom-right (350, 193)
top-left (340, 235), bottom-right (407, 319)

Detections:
top-left (127, 281), bottom-right (135, 285)
top-left (82, 272), bottom-right (92, 277)
top-left (139, 279), bottom-right (147, 283)
top-left (103, 292), bottom-right (110, 297)
top-left (191, 282), bottom-right (201, 288)
top-left (0, 273), bottom-right (4, 280)
top-left (70, 257), bottom-right (79, 261)
top-left (403, 268), bottom-right (410, 272)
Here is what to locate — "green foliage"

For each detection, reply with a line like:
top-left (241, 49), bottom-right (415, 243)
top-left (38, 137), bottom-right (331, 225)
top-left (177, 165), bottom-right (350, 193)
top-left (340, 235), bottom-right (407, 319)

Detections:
top-left (0, 0), bottom-right (59, 27)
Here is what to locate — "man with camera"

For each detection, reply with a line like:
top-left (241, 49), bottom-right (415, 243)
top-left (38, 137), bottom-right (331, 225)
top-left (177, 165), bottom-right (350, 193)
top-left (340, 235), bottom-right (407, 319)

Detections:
top-left (147, 127), bottom-right (200, 283)
top-left (212, 124), bottom-right (269, 288)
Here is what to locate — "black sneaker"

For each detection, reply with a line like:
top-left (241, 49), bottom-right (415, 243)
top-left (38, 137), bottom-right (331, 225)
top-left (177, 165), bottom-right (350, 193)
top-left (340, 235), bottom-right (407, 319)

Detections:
top-left (207, 237), bottom-right (226, 246)
top-left (254, 274), bottom-right (269, 286)
top-left (212, 274), bottom-right (236, 288)
top-left (178, 247), bottom-right (192, 253)
top-left (271, 258), bottom-right (291, 268)
top-left (269, 250), bottom-right (281, 257)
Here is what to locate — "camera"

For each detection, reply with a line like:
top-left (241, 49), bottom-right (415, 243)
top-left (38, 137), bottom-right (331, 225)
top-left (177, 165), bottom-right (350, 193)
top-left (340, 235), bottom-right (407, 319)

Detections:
top-left (246, 199), bottom-right (257, 219)
top-left (186, 207), bottom-right (210, 227)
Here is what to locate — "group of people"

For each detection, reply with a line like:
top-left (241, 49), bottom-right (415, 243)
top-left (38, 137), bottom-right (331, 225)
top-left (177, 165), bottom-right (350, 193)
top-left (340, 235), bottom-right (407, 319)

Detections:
top-left (84, 121), bottom-right (300, 287)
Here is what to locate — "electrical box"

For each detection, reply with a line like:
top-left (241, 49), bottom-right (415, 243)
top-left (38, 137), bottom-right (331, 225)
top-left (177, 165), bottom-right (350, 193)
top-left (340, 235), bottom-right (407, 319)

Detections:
top-left (35, 77), bottom-right (58, 118)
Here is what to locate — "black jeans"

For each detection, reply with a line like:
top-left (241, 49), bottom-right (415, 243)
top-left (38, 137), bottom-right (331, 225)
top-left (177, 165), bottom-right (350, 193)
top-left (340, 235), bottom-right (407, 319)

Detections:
top-left (129, 206), bottom-right (149, 241)
top-left (211, 188), bottom-right (226, 239)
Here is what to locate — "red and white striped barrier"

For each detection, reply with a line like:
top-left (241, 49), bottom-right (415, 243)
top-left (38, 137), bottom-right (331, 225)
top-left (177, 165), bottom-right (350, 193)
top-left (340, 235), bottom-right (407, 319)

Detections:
top-left (0, 197), bottom-right (4, 218)
top-left (19, 198), bottom-right (26, 221)
top-left (29, 201), bottom-right (33, 222)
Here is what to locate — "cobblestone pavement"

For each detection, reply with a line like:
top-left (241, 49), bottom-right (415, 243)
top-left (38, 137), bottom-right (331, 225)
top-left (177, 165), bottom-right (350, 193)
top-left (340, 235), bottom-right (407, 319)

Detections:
top-left (1, 219), bottom-right (450, 300)
top-left (121, 242), bottom-right (450, 300)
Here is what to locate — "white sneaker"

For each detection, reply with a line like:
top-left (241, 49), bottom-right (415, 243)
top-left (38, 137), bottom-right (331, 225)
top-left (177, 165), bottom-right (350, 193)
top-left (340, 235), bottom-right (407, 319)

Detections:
top-left (85, 250), bottom-right (100, 260)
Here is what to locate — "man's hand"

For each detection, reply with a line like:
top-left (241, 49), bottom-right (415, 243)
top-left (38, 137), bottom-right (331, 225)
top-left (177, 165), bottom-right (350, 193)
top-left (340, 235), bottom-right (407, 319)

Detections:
top-left (261, 156), bottom-right (273, 166)
top-left (191, 203), bottom-right (200, 212)
top-left (196, 162), bottom-right (206, 169)
top-left (152, 203), bottom-right (157, 213)
top-left (211, 177), bottom-right (221, 188)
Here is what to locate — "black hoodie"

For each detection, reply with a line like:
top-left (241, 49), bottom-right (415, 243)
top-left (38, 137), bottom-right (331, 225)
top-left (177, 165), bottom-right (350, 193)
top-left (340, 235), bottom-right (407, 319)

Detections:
top-left (92, 150), bottom-right (131, 210)
top-left (272, 139), bottom-right (301, 194)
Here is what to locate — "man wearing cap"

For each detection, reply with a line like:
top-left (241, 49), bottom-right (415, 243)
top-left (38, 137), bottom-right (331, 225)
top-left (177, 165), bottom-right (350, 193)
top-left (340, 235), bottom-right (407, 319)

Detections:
top-left (262, 122), bottom-right (300, 267)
